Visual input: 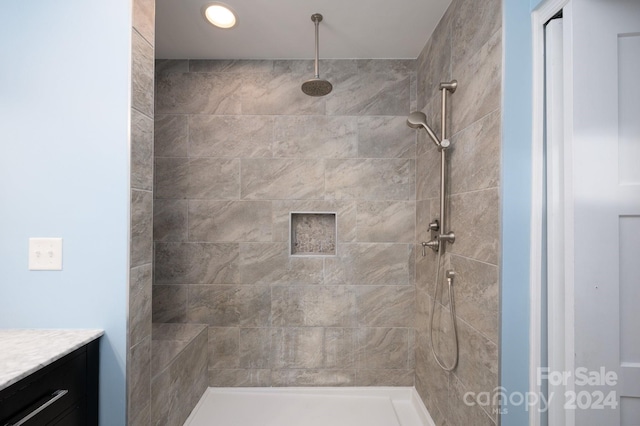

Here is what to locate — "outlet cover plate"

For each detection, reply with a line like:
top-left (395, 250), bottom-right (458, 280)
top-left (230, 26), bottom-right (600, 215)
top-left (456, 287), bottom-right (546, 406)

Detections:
top-left (29, 238), bottom-right (63, 271)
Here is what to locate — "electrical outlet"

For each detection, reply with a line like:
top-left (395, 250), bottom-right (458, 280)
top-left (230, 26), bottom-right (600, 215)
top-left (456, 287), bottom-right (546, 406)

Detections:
top-left (29, 238), bottom-right (63, 271)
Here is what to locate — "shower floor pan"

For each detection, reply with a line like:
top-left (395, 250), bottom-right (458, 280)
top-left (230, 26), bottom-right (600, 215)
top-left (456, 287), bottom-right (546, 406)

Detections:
top-left (185, 387), bottom-right (434, 426)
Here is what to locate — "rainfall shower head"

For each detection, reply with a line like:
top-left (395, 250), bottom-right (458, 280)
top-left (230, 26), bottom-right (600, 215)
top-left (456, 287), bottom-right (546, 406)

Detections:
top-left (407, 111), bottom-right (442, 148)
top-left (302, 13), bottom-right (332, 97)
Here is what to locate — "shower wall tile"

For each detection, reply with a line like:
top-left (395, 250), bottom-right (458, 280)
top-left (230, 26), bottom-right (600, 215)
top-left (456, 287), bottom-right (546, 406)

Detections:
top-left (355, 369), bottom-right (414, 387)
top-left (450, 110), bottom-right (501, 195)
top-left (209, 369), bottom-right (271, 387)
top-left (271, 286), bottom-right (357, 327)
top-left (187, 158), bottom-right (240, 199)
top-left (154, 242), bottom-right (239, 284)
top-left (448, 188), bottom-right (500, 265)
top-left (188, 200), bottom-right (272, 242)
top-left (451, 30), bottom-right (502, 135)
top-left (152, 285), bottom-right (187, 323)
top-left (155, 59), bottom-right (188, 75)
top-left (239, 328), bottom-right (271, 369)
top-left (131, 108), bottom-right (153, 191)
top-left (357, 116), bottom-right (416, 159)
top-left (356, 286), bottom-right (415, 327)
top-left (327, 72), bottom-right (411, 116)
top-left (356, 59), bottom-right (415, 75)
top-left (451, 0), bottom-right (502, 69)
top-left (156, 72), bottom-right (242, 115)
top-left (130, 264), bottom-right (152, 347)
top-left (449, 375), bottom-right (497, 426)
top-left (132, 30), bottom-right (154, 118)
top-left (133, 0), bottom-right (154, 45)
top-left (189, 60), bottom-right (275, 74)
top-left (273, 116), bottom-right (358, 159)
top-left (155, 157), bottom-right (188, 199)
top-left (356, 201), bottom-right (415, 243)
top-left (189, 115), bottom-right (274, 158)
top-left (325, 243), bottom-right (413, 286)
top-left (208, 327), bottom-right (239, 369)
top-left (270, 328), bottom-right (355, 369)
top-left (271, 369), bottom-right (356, 387)
top-left (187, 285), bottom-right (271, 326)
top-left (274, 59), bottom-right (358, 75)
top-left (417, 9), bottom-right (452, 111)
top-left (241, 158), bottom-right (324, 200)
top-left (155, 115), bottom-right (187, 157)
top-left (416, 147), bottom-right (440, 201)
top-left (131, 189), bottom-right (153, 267)
top-left (271, 200), bottom-right (356, 243)
top-left (416, 199), bottom-right (433, 242)
top-left (356, 328), bottom-right (412, 369)
top-left (238, 242), bottom-right (324, 285)
top-left (154, 199), bottom-right (188, 242)
top-left (449, 254), bottom-right (499, 344)
top-left (128, 337), bottom-right (151, 426)
top-left (325, 159), bottom-right (415, 201)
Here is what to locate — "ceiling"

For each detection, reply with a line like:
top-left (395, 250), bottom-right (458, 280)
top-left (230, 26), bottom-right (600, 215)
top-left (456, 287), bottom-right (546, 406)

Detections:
top-left (155, 0), bottom-right (452, 60)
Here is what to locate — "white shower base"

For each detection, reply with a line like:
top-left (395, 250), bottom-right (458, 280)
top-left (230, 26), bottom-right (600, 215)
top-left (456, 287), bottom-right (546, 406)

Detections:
top-left (184, 387), bottom-right (434, 426)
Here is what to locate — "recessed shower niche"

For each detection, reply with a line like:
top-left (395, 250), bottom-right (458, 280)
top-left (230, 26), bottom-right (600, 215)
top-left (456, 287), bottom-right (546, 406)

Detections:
top-left (290, 212), bottom-right (337, 256)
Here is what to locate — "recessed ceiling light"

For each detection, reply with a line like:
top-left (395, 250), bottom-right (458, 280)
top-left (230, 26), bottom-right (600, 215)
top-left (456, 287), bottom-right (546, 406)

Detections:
top-left (203, 3), bottom-right (237, 29)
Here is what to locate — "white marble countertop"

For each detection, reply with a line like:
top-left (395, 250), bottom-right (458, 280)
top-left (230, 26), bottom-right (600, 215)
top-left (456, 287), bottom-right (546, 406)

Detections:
top-left (0, 329), bottom-right (103, 392)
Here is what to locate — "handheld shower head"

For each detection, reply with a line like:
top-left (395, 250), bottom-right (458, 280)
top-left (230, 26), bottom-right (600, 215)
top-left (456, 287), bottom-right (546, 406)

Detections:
top-left (407, 111), bottom-right (442, 148)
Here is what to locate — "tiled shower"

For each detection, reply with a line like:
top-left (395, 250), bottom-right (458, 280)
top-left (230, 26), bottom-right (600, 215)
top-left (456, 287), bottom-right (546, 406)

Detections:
top-left (128, 0), bottom-right (503, 424)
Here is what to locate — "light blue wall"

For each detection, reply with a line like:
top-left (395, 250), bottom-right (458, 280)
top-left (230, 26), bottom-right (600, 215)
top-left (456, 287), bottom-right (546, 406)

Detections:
top-left (0, 1), bottom-right (131, 424)
top-left (501, 0), bottom-right (538, 424)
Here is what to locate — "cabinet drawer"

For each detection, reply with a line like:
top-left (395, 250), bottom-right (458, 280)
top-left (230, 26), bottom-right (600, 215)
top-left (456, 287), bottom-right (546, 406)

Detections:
top-left (0, 350), bottom-right (86, 425)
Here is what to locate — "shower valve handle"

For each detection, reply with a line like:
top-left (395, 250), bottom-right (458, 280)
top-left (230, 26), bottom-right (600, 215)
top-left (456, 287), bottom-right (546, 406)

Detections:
top-left (421, 240), bottom-right (439, 256)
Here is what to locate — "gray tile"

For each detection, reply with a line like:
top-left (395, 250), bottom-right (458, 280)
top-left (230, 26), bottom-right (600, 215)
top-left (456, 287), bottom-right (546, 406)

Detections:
top-left (448, 188), bottom-right (500, 265)
top-left (241, 159), bottom-right (324, 200)
top-left (155, 72), bottom-right (242, 115)
top-left (154, 157), bottom-right (188, 199)
top-left (273, 116), bottom-right (358, 159)
top-left (187, 158), bottom-right (240, 200)
top-left (132, 0), bottom-right (154, 45)
top-left (271, 200), bottom-right (356, 243)
top-left (416, 8), bottom-right (452, 110)
top-left (415, 328), bottom-right (451, 421)
top-left (152, 323), bottom-right (207, 342)
top-left (155, 115), bottom-right (187, 158)
top-left (271, 286), bottom-right (356, 327)
top-left (451, 30), bottom-right (501, 134)
top-left (154, 242), bottom-right (239, 284)
top-left (271, 369), bottom-right (356, 387)
top-left (357, 116), bottom-right (416, 159)
top-left (357, 328), bottom-right (411, 369)
top-left (449, 110), bottom-right (500, 195)
top-left (150, 365), bottom-right (171, 425)
top-left (449, 370), bottom-right (497, 425)
top-left (416, 199), bottom-right (433, 242)
top-left (355, 369), bottom-right (414, 386)
top-left (325, 159), bottom-right (415, 200)
top-left (131, 108), bottom-right (153, 191)
top-left (155, 59), bottom-right (188, 75)
top-left (238, 243), bottom-right (324, 285)
top-left (187, 285), bottom-right (271, 326)
top-left (132, 30), bottom-right (154, 117)
top-left (416, 147), bottom-right (440, 201)
top-left (209, 369), bottom-right (271, 387)
top-left (189, 115), bottom-right (274, 158)
top-left (449, 254), bottom-right (499, 344)
top-left (208, 327), bottom-right (239, 369)
top-left (152, 285), bottom-right (187, 323)
top-left (189, 60), bottom-right (274, 73)
top-left (239, 328), bottom-right (271, 368)
top-left (356, 201), bottom-right (415, 243)
top-left (129, 264), bottom-right (152, 347)
top-left (270, 328), bottom-right (355, 369)
top-left (451, 0), bottom-right (502, 69)
top-left (356, 59), bottom-right (415, 75)
top-left (131, 189), bottom-right (152, 267)
top-left (188, 201), bottom-right (272, 242)
top-left (455, 319), bottom-right (499, 401)
top-left (128, 337), bottom-right (151, 426)
top-left (154, 199), bottom-right (188, 242)
top-left (326, 72), bottom-right (411, 116)
top-left (356, 286), bottom-right (415, 327)
top-left (325, 243), bottom-right (413, 286)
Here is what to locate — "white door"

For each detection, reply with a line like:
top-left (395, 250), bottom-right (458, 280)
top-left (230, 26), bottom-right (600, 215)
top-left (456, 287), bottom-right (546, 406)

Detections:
top-left (571, 0), bottom-right (640, 424)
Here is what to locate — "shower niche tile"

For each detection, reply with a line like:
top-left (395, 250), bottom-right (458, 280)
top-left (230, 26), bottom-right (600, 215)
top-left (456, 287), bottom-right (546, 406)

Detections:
top-left (290, 212), bottom-right (336, 256)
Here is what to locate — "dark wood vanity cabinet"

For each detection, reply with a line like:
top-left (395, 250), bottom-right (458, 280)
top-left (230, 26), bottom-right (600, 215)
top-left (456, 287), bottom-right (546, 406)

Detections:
top-left (0, 340), bottom-right (99, 426)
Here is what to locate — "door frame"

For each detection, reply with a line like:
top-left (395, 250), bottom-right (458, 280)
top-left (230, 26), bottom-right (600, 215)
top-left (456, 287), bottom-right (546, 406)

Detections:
top-left (531, 0), bottom-right (573, 425)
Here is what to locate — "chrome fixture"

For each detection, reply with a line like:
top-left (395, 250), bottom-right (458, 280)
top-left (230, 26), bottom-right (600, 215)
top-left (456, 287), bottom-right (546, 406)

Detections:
top-left (408, 80), bottom-right (459, 371)
top-left (301, 13), bottom-right (332, 97)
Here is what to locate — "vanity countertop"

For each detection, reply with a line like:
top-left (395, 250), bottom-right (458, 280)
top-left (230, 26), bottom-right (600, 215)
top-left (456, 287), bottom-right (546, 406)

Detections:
top-left (0, 329), bottom-right (103, 391)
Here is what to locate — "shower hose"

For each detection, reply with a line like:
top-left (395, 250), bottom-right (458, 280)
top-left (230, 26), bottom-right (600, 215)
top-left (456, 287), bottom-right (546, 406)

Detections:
top-left (429, 246), bottom-right (459, 371)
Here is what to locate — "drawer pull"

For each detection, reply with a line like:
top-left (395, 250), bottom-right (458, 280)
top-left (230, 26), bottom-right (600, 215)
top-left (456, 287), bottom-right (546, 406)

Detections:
top-left (5, 389), bottom-right (69, 426)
